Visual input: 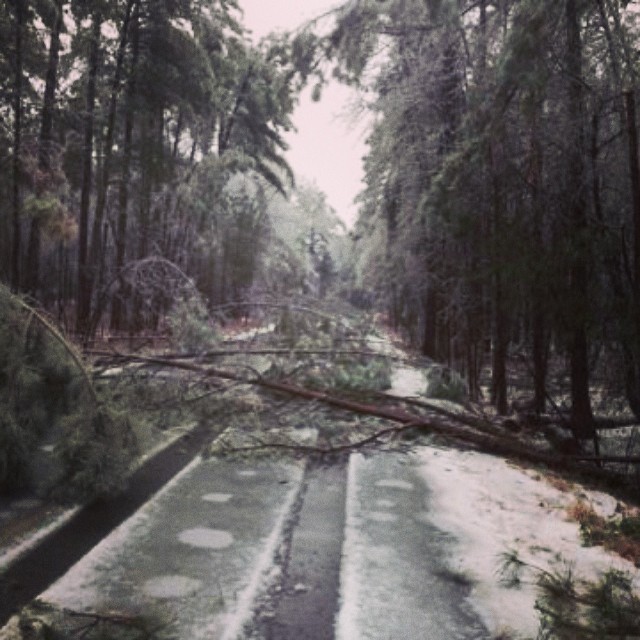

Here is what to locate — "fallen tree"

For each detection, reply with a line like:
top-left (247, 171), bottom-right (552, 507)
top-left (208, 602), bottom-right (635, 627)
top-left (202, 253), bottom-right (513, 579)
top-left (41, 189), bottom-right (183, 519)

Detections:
top-left (87, 351), bottom-right (640, 488)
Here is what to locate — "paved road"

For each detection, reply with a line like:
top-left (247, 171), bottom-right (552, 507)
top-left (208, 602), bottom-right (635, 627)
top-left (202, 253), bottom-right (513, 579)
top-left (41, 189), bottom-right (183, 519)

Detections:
top-left (3, 449), bottom-right (489, 640)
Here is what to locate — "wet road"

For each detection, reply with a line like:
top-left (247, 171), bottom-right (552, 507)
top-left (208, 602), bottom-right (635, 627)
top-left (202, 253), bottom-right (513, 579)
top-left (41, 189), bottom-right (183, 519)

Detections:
top-left (2, 449), bottom-right (490, 640)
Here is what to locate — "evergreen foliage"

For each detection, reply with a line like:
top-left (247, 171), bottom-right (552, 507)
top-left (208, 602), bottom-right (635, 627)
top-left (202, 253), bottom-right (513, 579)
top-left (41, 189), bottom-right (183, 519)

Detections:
top-left (500, 549), bottom-right (640, 638)
top-left (312, 0), bottom-right (640, 430)
top-left (0, 285), bottom-right (135, 499)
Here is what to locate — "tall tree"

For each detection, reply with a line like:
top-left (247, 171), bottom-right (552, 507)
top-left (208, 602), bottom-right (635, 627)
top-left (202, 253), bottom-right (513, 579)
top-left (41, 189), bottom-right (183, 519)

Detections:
top-left (564, 0), bottom-right (595, 439)
top-left (10, 0), bottom-right (25, 291)
top-left (75, 9), bottom-right (102, 335)
top-left (25, 0), bottom-right (65, 295)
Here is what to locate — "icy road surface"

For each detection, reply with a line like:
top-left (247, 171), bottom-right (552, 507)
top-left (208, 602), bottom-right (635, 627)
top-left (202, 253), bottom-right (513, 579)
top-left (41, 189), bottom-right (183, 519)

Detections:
top-left (5, 435), bottom-right (640, 639)
top-left (19, 450), bottom-right (493, 640)
top-left (39, 457), bottom-right (304, 640)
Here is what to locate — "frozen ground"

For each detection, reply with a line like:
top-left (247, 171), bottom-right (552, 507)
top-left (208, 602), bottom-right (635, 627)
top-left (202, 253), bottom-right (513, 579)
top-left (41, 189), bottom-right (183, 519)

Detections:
top-left (417, 447), bottom-right (640, 638)
top-left (3, 341), bottom-right (640, 639)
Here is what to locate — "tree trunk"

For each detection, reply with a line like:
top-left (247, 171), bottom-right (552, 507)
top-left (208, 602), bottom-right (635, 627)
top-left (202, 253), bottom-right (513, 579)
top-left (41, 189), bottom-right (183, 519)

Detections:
top-left (565, 0), bottom-right (595, 439)
top-left (111, 2), bottom-right (140, 332)
top-left (89, 0), bottom-right (136, 331)
top-left (11, 0), bottom-right (25, 292)
top-left (529, 109), bottom-right (548, 415)
top-left (76, 14), bottom-right (102, 336)
top-left (490, 140), bottom-right (508, 416)
top-left (491, 272), bottom-right (508, 415)
top-left (25, 0), bottom-right (64, 296)
top-left (623, 90), bottom-right (640, 418)
top-left (626, 91), bottom-right (640, 313)
top-left (422, 284), bottom-right (438, 359)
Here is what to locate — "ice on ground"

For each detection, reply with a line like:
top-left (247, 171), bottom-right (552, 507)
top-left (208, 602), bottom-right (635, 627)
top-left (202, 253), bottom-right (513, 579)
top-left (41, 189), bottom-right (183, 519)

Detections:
top-left (178, 527), bottom-right (234, 549)
top-left (202, 493), bottom-right (233, 503)
top-left (365, 511), bottom-right (398, 522)
top-left (39, 457), bottom-right (305, 640)
top-left (375, 479), bottom-right (414, 491)
top-left (416, 447), bottom-right (640, 638)
top-left (229, 323), bottom-right (275, 342)
top-left (389, 366), bottom-right (427, 397)
top-left (142, 575), bottom-right (202, 599)
top-left (337, 452), bottom-right (487, 640)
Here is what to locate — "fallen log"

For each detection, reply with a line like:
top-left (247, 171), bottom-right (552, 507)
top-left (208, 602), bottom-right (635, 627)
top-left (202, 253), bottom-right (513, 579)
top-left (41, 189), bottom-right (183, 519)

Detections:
top-left (91, 351), bottom-right (640, 488)
top-left (85, 347), bottom-right (414, 363)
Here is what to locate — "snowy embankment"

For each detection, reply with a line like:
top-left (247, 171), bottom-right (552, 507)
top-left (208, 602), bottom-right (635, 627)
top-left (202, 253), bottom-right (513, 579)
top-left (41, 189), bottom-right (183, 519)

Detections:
top-left (368, 334), bottom-right (640, 638)
top-left (417, 447), bottom-right (639, 638)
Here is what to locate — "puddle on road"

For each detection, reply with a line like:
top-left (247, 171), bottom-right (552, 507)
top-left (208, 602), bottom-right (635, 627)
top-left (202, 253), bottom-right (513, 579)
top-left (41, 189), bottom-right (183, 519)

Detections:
top-left (376, 479), bottom-right (414, 491)
top-left (178, 528), bottom-right (234, 549)
top-left (202, 493), bottom-right (233, 503)
top-left (237, 470), bottom-right (258, 477)
top-left (143, 575), bottom-right (202, 599)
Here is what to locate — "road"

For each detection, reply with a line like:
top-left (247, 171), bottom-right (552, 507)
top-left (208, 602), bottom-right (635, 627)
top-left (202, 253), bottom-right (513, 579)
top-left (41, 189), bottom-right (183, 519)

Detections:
top-left (2, 447), bottom-right (490, 640)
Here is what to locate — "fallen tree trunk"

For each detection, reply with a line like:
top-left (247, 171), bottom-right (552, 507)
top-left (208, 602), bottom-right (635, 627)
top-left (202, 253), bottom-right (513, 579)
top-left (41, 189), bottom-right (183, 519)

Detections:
top-left (86, 347), bottom-right (414, 363)
top-left (90, 352), bottom-right (640, 488)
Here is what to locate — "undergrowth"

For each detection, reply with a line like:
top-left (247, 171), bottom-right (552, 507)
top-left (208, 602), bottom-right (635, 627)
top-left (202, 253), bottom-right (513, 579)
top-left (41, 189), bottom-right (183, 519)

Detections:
top-left (567, 501), bottom-right (640, 566)
top-left (166, 292), bottom-right (219, 353)
top-left (0, 286), bottom-right (136, 501)
top-left (425, 365), bottom-right (467, 403)
top-left (300, 357), bottom-right (392, 393)
top-left (499, 549), bottom-right (640, 639)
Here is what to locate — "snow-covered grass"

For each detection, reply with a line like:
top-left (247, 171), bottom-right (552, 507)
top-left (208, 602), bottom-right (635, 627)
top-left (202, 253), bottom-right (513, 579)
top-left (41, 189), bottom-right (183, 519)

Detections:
top-left (417, 446), bottom-right (640, 639)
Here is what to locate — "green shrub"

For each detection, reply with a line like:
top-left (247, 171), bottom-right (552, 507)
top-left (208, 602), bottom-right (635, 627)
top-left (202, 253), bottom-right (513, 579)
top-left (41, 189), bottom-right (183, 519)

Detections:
top-left (0, 286), bottom-right (136, 499)
top-left (425, 366), bottom-right (467, 403)
top-left (500, 549), bottom-right (640, 639)
top-left (52, 407), bottom-right (136, 502)
top-left (302, 358), bottom-right (392, 392)
top-left (166, 293), bottom-right (219, 353)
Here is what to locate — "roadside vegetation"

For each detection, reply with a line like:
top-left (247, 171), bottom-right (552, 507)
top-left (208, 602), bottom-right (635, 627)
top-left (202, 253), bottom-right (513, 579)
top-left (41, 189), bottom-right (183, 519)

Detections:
top-left (500, 550), bottom-right (640, 639)
top-left (4, 1), bottom-right (640, 637)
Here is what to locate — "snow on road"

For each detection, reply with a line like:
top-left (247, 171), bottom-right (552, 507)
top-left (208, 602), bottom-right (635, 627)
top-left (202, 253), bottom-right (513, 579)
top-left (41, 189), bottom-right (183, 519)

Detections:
top-left (39, 457), bottom-right (305, 640)
top-left (336, 452), bottom-right (489, 640)
top-left (416, 447), bottom-right (640, 639)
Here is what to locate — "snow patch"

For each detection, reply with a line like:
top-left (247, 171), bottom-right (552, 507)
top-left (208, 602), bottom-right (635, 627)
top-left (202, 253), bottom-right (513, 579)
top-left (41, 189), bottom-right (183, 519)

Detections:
top-left (375, 479), bottom-right (414, 491)
top-left (202, 493), bottom-right (233, 504)
top-left (0, 506), bottom-right (81, 571)
top-left (389, 366), bottom-right (426, 397)
top-left (143, 575), bottom-right (202, 599)
top-left (335, 452), bottom-right (363, 640)
top-left (416, 447), bottom-right (640, 638)
top-left (178, 528), bottom-right (234, 550)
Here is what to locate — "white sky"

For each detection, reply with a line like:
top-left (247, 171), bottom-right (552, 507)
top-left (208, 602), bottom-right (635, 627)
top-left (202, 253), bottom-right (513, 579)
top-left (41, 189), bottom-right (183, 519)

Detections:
top-left (238, 0), bottom-right (369, 227)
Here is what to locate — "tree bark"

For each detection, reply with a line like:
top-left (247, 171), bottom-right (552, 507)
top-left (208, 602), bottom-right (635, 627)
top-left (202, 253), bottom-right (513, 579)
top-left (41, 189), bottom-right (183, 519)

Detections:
top-left (88, 0), bottom-right (136, 330)
top-left (76, 14), bottom-right (102, 336)
top-left (111, 2), bottom-right (140, 332)
top-left (529, 108), bottom-right (548, 415)
top-left (11, 0), bottom-right (25, 292)
top-left (565, 0), bottom-right (595, 439)
top-left (25, 0), bottom-right (64, 296)
top-left (490, 141), bottom-right (508, 416)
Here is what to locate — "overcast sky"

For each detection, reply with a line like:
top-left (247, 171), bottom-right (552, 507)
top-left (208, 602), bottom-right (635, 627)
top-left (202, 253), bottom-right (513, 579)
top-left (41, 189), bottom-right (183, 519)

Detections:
top-left (238, 0), bottom-right (368, 227)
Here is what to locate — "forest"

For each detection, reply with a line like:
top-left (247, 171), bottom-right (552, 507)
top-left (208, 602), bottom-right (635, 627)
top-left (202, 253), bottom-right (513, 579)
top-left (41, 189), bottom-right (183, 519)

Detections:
top-left (6, 3), bottom-right (640, 637)
top-left (2, 0), bottom-right (640, 489)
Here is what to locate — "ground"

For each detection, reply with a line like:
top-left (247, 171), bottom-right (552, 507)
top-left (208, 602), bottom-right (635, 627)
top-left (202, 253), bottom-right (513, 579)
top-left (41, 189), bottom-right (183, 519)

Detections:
top-left (1, 331), bottom-right (640, 639)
